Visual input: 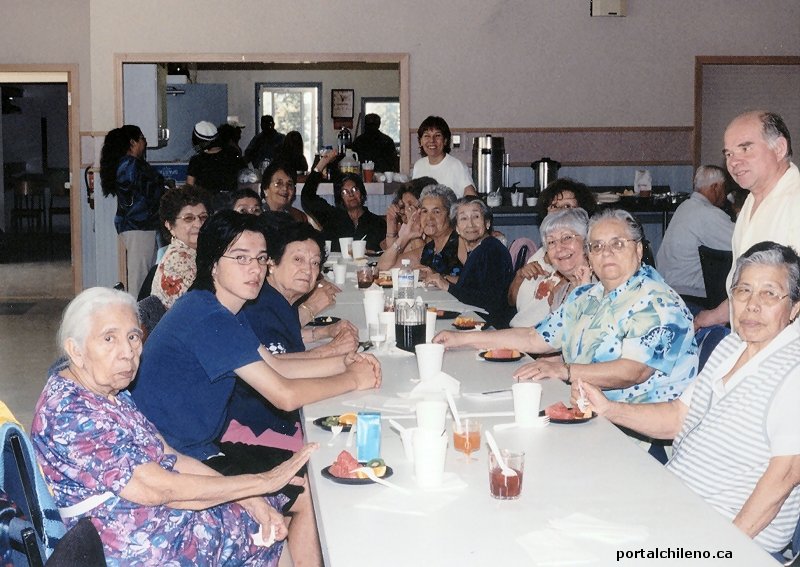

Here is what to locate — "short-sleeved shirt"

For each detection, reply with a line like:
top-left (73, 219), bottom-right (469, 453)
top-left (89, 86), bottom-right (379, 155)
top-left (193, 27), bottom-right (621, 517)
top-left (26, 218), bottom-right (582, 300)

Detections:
top-left (679, 323), bottom-right (800, 456)
top-left (536, 264), bottom-right (698, 403)
top-left (412, 154), bottom-right (474, 198)
top-left (420, 230), bottom-right (463, 277)
top-left (131, 290), bottom-right (263, 460)
top-left (31, 372), bottom-right (281, 566)
top-left (231, 282), bottom-right (304, 437)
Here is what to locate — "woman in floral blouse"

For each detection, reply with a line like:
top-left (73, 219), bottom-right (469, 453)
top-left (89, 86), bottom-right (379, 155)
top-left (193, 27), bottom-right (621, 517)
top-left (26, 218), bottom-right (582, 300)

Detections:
top-left (151, 184), bottom-right (211, 308)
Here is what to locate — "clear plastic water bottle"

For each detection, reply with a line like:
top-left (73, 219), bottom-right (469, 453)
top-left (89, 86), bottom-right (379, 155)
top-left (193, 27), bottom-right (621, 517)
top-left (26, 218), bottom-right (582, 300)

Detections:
top-left (397, 259), bottom-right (415, 302)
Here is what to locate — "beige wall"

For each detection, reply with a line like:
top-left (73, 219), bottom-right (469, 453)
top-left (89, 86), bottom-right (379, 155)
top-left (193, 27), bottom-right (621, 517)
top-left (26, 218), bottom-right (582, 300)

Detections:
top-left (0, 0), bottom-right (92, 130)
top-left (2, 1), bottom-right (797, 131)
top-left (85, 0), bottom-right (799, 131)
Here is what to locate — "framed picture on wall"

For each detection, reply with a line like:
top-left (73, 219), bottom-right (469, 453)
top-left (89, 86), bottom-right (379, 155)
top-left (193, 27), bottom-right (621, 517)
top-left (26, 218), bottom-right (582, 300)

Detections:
top-left (331, 89), bottom-right (354, 119)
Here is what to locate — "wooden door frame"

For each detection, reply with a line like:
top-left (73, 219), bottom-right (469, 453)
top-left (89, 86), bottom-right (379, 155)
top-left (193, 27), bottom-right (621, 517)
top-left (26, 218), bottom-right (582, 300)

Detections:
top-left (0, 64), bottom-right (81, 294)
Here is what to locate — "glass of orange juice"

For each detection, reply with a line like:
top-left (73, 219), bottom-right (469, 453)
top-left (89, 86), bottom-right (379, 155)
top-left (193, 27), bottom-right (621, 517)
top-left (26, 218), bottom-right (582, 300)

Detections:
top-left (453, 418), bottom-right (481, 461)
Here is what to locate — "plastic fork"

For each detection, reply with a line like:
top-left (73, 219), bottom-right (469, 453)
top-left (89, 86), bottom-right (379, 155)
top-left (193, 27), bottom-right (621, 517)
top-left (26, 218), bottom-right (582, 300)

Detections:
top-left (350, 467), bottom-right (410, 493)
top-left (327, 424), bottom-right (344, 446)
top-left (345, 424), bottom-right (357, 447)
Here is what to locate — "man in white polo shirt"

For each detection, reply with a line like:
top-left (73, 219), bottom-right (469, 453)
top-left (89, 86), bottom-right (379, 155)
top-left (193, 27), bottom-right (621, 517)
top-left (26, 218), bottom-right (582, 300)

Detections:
top-left (695, 110), bottom-right (800, 330)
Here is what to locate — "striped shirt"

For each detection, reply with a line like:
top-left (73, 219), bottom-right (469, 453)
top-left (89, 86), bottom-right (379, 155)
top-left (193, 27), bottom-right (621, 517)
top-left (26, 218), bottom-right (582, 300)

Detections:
top-left (668, 327), bottom-right (800, 552)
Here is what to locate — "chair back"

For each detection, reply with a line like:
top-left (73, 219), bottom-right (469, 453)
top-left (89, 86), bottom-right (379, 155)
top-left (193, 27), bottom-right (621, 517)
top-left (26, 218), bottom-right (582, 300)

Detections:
top-left (698, 245), bottom-right (733, 308)
top-left (508, 238), bottom-right (538, 272)
top-left (0, 422), bottom-right (65, 565)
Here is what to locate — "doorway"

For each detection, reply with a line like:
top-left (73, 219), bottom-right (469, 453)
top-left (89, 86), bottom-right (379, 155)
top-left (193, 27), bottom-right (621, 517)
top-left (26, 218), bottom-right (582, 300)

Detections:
top-left (0, 66), bottom-right (80, 299)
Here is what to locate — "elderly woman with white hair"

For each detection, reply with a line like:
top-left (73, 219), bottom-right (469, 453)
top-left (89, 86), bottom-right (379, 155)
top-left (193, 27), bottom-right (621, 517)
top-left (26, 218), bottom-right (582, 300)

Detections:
top-left (436, 208), bottom-right (698, 404)
top-left (509, 207), bottom-right (594, 328)
top-left (30, 287), bottom-right (315, 566)
top-left (576, 241), bottom-right (800, 558)
top-left (425, 196), bottom-right (515, 328)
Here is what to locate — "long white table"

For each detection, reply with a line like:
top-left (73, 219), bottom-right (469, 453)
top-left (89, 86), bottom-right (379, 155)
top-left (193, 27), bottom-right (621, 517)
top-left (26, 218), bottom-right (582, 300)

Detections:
top-left (303, 263), bottom-right (775, 566)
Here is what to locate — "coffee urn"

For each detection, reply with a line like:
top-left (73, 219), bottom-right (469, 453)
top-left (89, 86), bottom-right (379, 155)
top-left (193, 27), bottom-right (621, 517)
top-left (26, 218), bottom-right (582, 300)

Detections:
top-left (531, 157), bottom-right (561, 194)
top-left (472, 135), bottom-right (505, 194)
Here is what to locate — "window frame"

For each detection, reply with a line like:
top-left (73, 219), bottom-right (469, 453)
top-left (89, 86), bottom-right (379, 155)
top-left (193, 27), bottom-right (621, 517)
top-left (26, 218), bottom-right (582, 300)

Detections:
top-left (255, 81), bottom-right (322, 164)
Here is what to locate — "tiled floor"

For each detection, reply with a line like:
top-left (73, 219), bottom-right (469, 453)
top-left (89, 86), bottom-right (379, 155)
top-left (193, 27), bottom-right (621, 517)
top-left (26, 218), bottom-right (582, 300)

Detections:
top-left (1, 231), bottom-right (72, 428)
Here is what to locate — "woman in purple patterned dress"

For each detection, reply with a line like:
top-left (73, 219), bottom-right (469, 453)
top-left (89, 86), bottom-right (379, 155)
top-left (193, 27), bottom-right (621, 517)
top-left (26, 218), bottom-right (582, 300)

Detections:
top-left (30, 287), bottom-right (316, 566)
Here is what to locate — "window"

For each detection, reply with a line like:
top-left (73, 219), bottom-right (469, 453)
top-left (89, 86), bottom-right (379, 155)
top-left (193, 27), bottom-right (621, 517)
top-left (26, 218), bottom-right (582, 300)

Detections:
top-left (257, 83), bottom-right (321, 167)
top-left (362, 98), bottom-right (400, 145)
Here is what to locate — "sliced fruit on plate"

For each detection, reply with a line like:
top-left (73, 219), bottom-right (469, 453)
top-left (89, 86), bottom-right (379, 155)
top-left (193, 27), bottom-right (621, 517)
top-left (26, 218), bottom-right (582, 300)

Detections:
top-left (362, 458), bottom-right (387, 478)
top-left (484, 348), bottom-right (520, 359)
top-left (329, 450), bottom-right (360, 478)
top-left (544, 401), bottom-right (592, 420)
top-left (338, 412), bottom-right (358, 426)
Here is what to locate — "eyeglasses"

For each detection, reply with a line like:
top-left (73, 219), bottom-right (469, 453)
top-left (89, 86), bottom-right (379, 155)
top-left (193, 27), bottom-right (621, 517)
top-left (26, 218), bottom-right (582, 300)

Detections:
top-left (341, 186), bottom-right (361, 196)
top-left (547, 202), bottom-right (576, 211)
top-left (545, 234), bottom-right (581, 250)
top-left (235, 206), bottom-right (263, 215)
top-left (729, 285), bottom-right (790, 306)
top-left (586, 238), bottom-right (639, 255)
top-left (221, 254), bottom-right (270, 266)
top-left (176, 213), bottom-right (209, 224)
top-left (270, 180), bottom-right (295, 190)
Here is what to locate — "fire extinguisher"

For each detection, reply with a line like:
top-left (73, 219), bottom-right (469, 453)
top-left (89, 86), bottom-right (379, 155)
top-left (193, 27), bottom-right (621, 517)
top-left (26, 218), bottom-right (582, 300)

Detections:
top-left (84, 166), bottom-right (95, 210)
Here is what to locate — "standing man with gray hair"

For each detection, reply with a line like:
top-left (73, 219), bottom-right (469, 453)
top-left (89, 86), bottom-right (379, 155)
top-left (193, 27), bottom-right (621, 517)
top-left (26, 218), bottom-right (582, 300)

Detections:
top-left (656, 164), bottom-right (734, 309)
top-left (695, 110), bottom-right (800, 329)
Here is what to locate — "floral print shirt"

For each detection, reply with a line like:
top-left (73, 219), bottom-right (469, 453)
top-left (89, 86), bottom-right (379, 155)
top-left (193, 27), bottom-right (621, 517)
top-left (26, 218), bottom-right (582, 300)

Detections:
top-left (31, 372), bottom-right (284, 567)
top-left (420, 230), bottom-right (463, 277)
top-left (536, 264), bottom-right (698, 403)
top-left (152, 238), bottom-right (196, 308)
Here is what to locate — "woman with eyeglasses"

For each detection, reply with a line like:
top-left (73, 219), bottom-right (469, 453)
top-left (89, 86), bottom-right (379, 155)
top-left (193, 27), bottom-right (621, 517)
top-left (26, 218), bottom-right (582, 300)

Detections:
top-left (512, 178), bottom-right (600, 286)
top-left (300, 149), bottom-right (387, 252)
top-left (435, 208), bottom-right (697, 407)
top-left (230, 187), bottom-right (264, 216)
top-left (100, 124), bottom-right (166, 296)
top-left (574, 241), bottom-right (800, 558)
top-left (260, 161), bottom-right (309, 224)
top-left (150, 184), bottom-right (212, 308)
top-left (131, 210), bottom-right (381, 565)
top-left (509, 208), bottom-right (594, 328)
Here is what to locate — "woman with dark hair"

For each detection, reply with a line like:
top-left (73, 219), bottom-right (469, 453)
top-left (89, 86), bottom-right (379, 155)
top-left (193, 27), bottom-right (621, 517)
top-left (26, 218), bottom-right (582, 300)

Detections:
top-left (151, 184), bottom-right (212, 308)
top-left (411, 116), bottom-right (476, 197)
top-left (274, 131), bottom-right (309, 174)
top-left (224, 220), bottom-right (359, 454)
top-left (300, 150), bottom-right (386, 252)
top-left (378, 176), bottom-right (436, 270)
top-left (260, 161), bottom-right (308, 223)
top-left (230, 187), bottom-right (263, 215)
top-left (186, 121), bottom-right (247, 198)
top-left (535, 177), bottom-right (598, 217)
top-left (99, 124), bottom-right (165, 296)
top-left (131, 210), bottom-right (381, 565)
